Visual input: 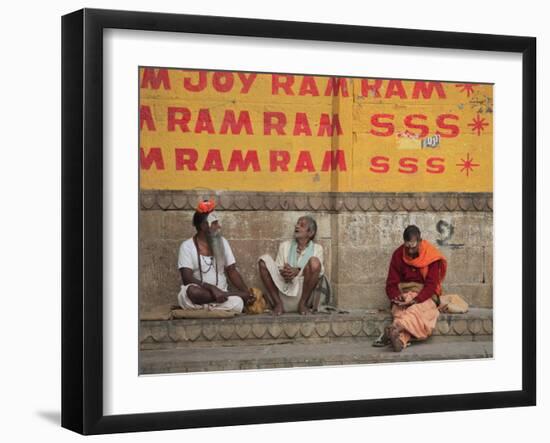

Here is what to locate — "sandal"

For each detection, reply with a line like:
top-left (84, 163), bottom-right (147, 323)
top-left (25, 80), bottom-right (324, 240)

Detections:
top-left (372, 326), bottom-right (392, 347)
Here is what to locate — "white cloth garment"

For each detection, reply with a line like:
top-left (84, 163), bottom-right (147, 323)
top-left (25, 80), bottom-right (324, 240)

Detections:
top-left (177, 236), bottom-right (241, 312)
top-left (177, 236), bottom-right (236, 291)
top-left (177, 285), bottom-right (244, 313)
top-left (259, 239), bottom-right (324, 299)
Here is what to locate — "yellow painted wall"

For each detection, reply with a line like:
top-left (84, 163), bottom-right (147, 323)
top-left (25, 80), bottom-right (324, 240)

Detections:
top-left (139, 68), bottom-right (493, 192)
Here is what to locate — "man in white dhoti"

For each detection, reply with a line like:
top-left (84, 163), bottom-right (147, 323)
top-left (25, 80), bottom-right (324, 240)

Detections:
top-left (258, 216), bottom-right (324, 316)
top-left (177, 199), bottom-right (253, 313)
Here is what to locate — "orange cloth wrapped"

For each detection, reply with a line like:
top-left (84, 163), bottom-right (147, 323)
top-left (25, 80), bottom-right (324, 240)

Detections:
top-left (389, 240), bottom-right (448, 348)
top-left (197, 199), bottom-right (216, 213)
top-left (391, 299), bottom-right (440, 346)
top-left (402, 240), bottom-right (447, 296)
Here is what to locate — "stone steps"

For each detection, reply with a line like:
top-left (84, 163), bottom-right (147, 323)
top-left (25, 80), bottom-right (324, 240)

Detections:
top-left (139, 335), bottom-right (493, 374)
top-left (140, 308), bottom-right (492, 350)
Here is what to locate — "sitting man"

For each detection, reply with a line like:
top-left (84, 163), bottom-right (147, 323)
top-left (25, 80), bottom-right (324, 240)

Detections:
top-left (177, 199), bottom-right (253, 313)
top-left (381, 224), bottom-right (447, 351)
top-left (258, 215), bottom-right (324, 316)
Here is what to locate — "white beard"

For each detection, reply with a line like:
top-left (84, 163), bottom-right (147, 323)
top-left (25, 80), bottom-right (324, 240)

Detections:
top-left (207, 231), bottom-right (226, 269)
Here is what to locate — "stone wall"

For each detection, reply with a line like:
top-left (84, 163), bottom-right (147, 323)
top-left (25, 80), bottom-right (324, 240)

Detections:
top-left (139, 191), bottom-right (492, 312)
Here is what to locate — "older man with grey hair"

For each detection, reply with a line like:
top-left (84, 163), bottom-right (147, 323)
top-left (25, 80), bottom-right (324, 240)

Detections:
top-left (258, 215), bottom-right (324, 315)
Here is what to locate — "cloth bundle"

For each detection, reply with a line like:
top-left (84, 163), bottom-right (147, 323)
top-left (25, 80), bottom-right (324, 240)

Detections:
top-left (439, 293), bottom-right (469, 314)
top-left (244, 287), bottom-right (267, 315)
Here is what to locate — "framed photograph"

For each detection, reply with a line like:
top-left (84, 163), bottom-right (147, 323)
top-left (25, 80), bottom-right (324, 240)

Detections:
top-left (62, 8), bottom-right (536, 435)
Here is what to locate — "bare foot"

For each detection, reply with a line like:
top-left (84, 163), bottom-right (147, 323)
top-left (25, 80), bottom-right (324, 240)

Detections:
top-left (298, 303), bottom-right (309, 315)
top-left (272, 303), bottom-right (284, 316)
top-left (389, 326), bottom-right (404, 352)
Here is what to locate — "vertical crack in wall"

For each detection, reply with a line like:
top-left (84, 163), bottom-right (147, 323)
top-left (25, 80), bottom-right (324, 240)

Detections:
top-left (328, 77), bottom-right (346, 305)
top-left (482, 245), bottom-right (486, 284)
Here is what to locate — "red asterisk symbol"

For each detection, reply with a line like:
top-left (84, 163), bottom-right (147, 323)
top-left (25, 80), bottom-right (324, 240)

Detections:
top-left (468, 114), bottom-right (489, 136)
top-left (456, 83), bottom-right (475, 97)
top-left (456, 153), bottom-right (480, 177)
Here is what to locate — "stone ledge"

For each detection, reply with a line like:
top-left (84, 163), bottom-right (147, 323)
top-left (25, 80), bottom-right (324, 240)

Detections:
top-left (139, 336), bottom-right (493, 374)
top-left (140, 308), bottom-right (493, 349)
top-left (140, 191), bottom-right (493, 212)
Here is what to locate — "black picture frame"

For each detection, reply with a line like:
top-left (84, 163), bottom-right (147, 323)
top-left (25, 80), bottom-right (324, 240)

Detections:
top-left (61, 8), bottom-right (536, 435)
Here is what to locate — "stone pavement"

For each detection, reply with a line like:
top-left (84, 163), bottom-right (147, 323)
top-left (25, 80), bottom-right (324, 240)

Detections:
top-left (140, 336), bottom-right (493, 374)
top-left (139, 308), bottom-right (493, 374)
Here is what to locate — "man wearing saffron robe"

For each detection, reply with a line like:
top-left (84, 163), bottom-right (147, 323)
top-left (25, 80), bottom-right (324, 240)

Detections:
top-left (382, 225), bottom-right (447, 351)
top-left (258, 216), bottom-right (324, 316)
top-left (177, 199), bottom-right (253, 313)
